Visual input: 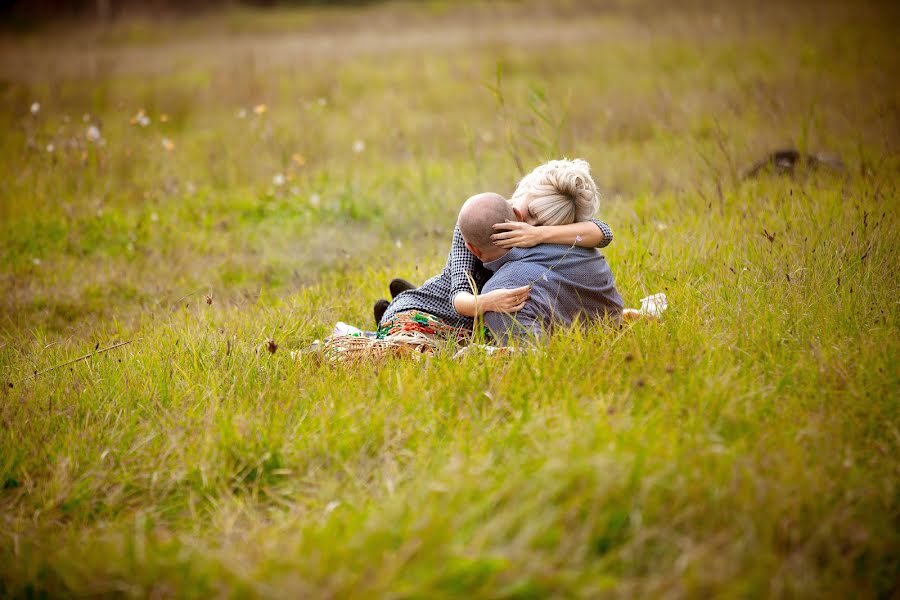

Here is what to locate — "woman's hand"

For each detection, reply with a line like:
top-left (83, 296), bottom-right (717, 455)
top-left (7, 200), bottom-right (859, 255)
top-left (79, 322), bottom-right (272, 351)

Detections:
top-left (480, 285), bottom-right (531, 313)
top-left (454, 287), bottom-right (530, 317)
top-left (491, 221), bottom-right (546, 248)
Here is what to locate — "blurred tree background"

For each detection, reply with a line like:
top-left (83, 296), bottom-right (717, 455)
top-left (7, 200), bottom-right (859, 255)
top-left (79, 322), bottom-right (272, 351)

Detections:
top-left (0, 0), bottom-right (377, 26)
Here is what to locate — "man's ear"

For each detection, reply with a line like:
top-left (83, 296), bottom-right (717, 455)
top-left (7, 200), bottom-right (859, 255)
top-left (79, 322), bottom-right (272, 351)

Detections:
top-left (465, 241), bottom-right (484, 260)
top-left (512, 207), bottom-right (525, 222)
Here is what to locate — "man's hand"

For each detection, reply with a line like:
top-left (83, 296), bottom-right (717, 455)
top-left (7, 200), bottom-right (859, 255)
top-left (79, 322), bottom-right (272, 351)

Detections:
top-left (480, 285), bottom-right (531, 313)
top-left (491, 221), bottom-right (546, 248)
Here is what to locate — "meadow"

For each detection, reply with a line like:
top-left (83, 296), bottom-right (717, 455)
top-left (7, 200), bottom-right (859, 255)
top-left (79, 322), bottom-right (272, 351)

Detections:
top-left (1, 0), bottom-right (898, 597)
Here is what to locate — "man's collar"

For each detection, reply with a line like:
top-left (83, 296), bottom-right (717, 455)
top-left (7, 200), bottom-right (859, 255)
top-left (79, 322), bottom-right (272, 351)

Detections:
top-left (483, 247), bottom-right (528, 272)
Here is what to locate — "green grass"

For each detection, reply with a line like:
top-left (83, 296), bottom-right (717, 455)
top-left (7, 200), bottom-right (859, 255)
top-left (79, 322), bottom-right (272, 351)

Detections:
top-left (1, 0), bottom-right (898, 597)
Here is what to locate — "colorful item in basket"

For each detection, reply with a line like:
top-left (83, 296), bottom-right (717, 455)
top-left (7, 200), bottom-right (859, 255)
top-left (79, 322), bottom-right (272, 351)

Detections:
top-left (376, 310), bottom-right (471, 344)
top-left (331, 321), bottom-right (376, 338)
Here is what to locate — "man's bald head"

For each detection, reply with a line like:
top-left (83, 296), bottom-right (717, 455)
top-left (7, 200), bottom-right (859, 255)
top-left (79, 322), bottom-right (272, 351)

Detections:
top-left (458, 193), bottom-right (515, 260)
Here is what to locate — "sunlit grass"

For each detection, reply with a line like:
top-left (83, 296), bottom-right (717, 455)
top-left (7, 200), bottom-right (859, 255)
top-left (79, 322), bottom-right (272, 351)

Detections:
top-left (0, 0), bottom-right (898, 597)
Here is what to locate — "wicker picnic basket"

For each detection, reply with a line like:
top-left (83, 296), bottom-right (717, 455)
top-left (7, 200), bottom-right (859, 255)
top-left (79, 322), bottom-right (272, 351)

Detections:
top-left (322, 332), bottom-right (449, 363)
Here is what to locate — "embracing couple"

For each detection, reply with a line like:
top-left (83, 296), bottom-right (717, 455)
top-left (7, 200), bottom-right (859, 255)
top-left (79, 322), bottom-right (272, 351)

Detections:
top-left (371, 159), bottom-right (627, 346)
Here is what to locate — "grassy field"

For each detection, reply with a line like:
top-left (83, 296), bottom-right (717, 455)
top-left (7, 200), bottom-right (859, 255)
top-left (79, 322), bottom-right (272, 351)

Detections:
top-left (1, 0), bottom-right (898, 597)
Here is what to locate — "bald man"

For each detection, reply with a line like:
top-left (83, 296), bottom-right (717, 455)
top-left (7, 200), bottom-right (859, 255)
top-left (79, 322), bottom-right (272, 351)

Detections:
top-left (373, 193), bottom-right (504, 342)
top-left (458, 193), bottom-right (624, 345)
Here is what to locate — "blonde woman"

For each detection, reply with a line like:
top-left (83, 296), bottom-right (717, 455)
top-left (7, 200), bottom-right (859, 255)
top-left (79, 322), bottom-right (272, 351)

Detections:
top-left (374, 159), bottom-right (612, 338)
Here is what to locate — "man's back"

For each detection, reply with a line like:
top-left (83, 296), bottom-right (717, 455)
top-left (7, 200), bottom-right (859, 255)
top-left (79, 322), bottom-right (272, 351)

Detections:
top-left (481, 244), bottom-right (624, 344)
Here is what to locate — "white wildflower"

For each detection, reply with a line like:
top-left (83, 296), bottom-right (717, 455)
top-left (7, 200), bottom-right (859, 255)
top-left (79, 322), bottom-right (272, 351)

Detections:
top-left (324, 500), bottom-right (341, 515)
top-left (272, 173), bottom-right (286, 187)
top-left (30, 102), bottom-right (40, 115)
top-left (85, 125), bottom-right (102, 143)
top-left (32, 257), bottom-right (41, 266)
top-left (150, 212), bottom-right (159, 223)
top-left (352, 139), bottom-right (365, 153)
top-left (138, 114), bottom-right (150, 127)
top-left (394, 239), bottom-right (403, 249)
top-left (46, 143), bottom-right (55, 153)
top-left (309, 193), bottom-right (321, 207)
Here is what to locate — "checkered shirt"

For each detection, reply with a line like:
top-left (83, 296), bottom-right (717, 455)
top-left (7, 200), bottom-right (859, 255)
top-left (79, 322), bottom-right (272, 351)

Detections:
top-left (379, 219), bottom-right (613, 330)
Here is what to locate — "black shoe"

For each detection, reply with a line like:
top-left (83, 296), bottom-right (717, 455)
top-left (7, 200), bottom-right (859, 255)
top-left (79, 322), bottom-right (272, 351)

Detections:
top-left (374, 299), bottom-right (389, 327)
top-left (389, 278), bottom-right (416, 299)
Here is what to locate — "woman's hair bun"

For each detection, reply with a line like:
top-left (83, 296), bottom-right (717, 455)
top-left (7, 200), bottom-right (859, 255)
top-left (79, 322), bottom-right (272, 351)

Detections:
top-left (510, 158), bottom-right (600, 226)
